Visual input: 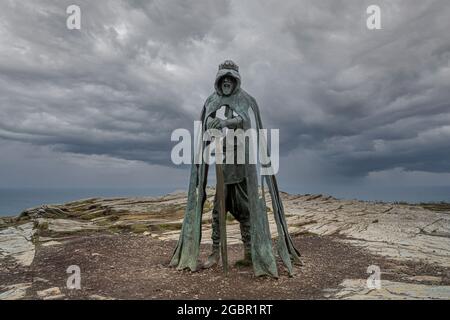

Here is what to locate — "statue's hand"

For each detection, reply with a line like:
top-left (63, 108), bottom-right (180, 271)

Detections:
top-left (207, 118), bottom-right (226, 130)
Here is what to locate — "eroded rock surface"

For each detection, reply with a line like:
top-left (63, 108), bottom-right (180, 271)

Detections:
top-left (0, 222), bottom-right (35, 266)
top-left (1, 190), bottom-right (449, 300)
top-left (326, 279), bottom-right (450, 300)
top-left (281, 194), bottom-right (450, 268)
top-left (0, 283), bottom-right (31, 300)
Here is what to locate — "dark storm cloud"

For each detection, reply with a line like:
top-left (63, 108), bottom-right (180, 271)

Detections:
top-left (0, 0), bottom-right (449, 184)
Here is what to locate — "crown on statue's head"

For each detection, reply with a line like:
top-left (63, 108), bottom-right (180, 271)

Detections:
top-left (219, 60), bottom-right (239, 72)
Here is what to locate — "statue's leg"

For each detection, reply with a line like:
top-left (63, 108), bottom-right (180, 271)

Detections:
top-left (231, 181), bottom-right (252, 267)
top-left (203, 185), bottom-right (228, 268)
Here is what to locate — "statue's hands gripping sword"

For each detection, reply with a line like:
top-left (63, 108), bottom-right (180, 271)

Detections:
top-left (207, 106), bottom-right (243, 276)
top-left (207, 108), bottom-right (234, 276)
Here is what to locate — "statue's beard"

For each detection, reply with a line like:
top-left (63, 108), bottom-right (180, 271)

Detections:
top-left (222, 84), bottom-right (233, 95)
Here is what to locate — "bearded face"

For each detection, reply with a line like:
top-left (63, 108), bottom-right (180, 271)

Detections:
top-left (221, 76), bottom-right (235, 96)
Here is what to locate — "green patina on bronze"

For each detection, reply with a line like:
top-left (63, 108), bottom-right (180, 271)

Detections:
top-left (170, 61), bottom-right (301, 277)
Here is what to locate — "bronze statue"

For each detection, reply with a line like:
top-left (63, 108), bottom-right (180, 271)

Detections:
top-left (170, 60), bottom-right (300, 277)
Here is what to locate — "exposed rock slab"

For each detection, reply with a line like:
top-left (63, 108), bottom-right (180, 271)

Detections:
top-left (327, 279), bottom-right (450, 300)
top-left (280, 194), bottom-right (450, 268)
top-left (37, 287), bottom-right (62, 299)
top-left (0, 283), bottom-right (31, 300)
top-left (40, 218), bottom-right (101, 233)
top-left (0, 222), bottom-right (35, 266)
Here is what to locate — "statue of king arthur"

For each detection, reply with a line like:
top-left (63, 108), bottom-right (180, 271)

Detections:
top-left (170, 60), bottom-right (301, 277)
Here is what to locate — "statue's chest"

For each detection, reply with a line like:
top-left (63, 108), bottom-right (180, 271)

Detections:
top-left (214, 105), bottom-right (238, 121)
top-left (206, 95), bottom-right (249, 120)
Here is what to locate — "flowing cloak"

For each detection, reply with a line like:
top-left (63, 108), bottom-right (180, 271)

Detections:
top-left (169, 68), bottom-right (301, 277)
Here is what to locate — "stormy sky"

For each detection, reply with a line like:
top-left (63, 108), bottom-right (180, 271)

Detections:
top-left (0, 0), bottom-right (449, 202)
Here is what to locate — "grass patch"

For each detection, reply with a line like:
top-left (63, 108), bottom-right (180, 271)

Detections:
top-left (420, 202), bottom-right (450, 213)
top-left (130, 223), bottom-right (149, 233)
top-left (156, 223), bottom-right (183, 231)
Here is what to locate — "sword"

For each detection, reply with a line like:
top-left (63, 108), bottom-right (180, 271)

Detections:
top-left (215, 140), bottom-right (228, 276)
top-left (211, 106), bottom-right (233, 276)
top-left (211, 107), bottom-right (229, 276)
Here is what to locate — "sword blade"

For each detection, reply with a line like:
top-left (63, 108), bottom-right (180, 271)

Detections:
top-left (215, 162), bottom-right (228, 276)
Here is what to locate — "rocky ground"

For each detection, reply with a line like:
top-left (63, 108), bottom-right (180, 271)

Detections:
top-left (1, 189), bottom-right (449, 300)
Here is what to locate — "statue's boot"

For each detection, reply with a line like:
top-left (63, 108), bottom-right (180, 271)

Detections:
top-left (235, 245), bottom-right (252, 267)
top-left (235, 221), bottom-right (252, 267)
top-left (203, 245), bottom-right (220, 269)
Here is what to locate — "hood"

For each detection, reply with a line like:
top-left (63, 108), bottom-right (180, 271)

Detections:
top-left (214, 68), bottom-right (241, 96)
